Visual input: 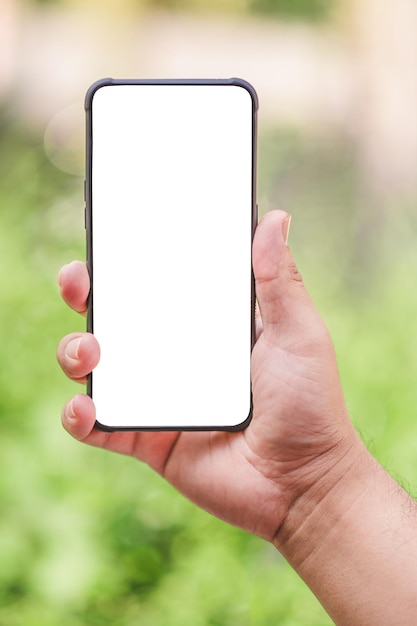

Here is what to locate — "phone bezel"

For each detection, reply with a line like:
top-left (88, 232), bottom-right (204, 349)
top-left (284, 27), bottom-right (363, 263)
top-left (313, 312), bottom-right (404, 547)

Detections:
top-left (84, 78), bottom-right (258, 431)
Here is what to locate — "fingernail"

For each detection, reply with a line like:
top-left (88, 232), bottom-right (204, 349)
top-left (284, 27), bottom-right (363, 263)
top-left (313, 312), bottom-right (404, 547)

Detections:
top-left (65, 337), bottom-right (82, 360)
top-left (281, 214), bottom-right (292, 245)
top-left (64, 398), bottom-right (77, 423)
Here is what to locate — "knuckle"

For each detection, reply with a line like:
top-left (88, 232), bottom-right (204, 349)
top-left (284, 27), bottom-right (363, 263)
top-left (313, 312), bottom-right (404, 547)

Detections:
top-left (288, 261), bottom-right (303, 285)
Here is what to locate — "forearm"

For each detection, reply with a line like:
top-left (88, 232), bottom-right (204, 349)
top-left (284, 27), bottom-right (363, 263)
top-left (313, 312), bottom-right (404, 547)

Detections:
top-left (275, 438), bottom-right (417, 625)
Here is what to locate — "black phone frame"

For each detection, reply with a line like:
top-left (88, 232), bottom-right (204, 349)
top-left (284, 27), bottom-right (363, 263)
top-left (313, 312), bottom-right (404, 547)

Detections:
top-left (84, 77), bottom-right (258, 432)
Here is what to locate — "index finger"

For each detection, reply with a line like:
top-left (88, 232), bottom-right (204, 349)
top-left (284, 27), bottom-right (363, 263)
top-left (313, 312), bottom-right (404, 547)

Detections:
top-left (58, 260), bottom-right (90, 315)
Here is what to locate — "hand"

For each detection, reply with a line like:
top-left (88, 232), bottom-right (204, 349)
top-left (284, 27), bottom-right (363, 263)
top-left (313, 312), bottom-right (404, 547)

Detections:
top-left (57, 210), bottom-right (360, 542)
top-left (58, 210), bottom-right (417, 626)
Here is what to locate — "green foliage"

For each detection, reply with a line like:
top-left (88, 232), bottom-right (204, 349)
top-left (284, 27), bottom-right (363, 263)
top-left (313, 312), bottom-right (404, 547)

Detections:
top-left (1, 108), bottom-right (417, 625)
top-left (26, 0), bottom-right (338, 22)
top-left (249, 0), bottom-right (335, 21)
top-left (149, 0), bottom-right (336, 20)
top-left (0, 114), bottom-right (83, 427)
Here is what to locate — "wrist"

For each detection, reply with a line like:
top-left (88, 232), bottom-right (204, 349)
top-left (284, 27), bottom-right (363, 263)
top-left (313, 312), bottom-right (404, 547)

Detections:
top-left (273, 435), bottom-right (417, 625)
top-left (273, 429), bottom-right (372, 565)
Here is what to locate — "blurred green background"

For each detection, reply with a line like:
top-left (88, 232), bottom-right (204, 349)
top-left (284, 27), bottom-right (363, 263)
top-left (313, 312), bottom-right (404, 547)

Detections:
top-left (1, 0), bottom-right (417, 623)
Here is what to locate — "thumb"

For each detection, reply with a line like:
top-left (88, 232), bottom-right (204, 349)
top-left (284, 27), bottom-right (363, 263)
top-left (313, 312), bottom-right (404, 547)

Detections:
top-left (253, 210), bottom-right (323, 347)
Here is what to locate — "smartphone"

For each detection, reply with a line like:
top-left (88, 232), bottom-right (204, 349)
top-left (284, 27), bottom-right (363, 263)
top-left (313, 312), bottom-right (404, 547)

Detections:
top-left (85, 78), bottom-right (258, 431)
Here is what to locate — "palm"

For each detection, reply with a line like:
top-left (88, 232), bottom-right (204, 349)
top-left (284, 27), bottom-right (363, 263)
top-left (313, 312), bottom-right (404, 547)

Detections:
top-left (74, 324), bottom-right (343, 542)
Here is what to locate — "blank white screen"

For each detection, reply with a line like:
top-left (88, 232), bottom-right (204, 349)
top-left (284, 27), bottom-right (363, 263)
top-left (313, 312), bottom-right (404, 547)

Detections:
top-left (89, 82), bottom-right (255, 429)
